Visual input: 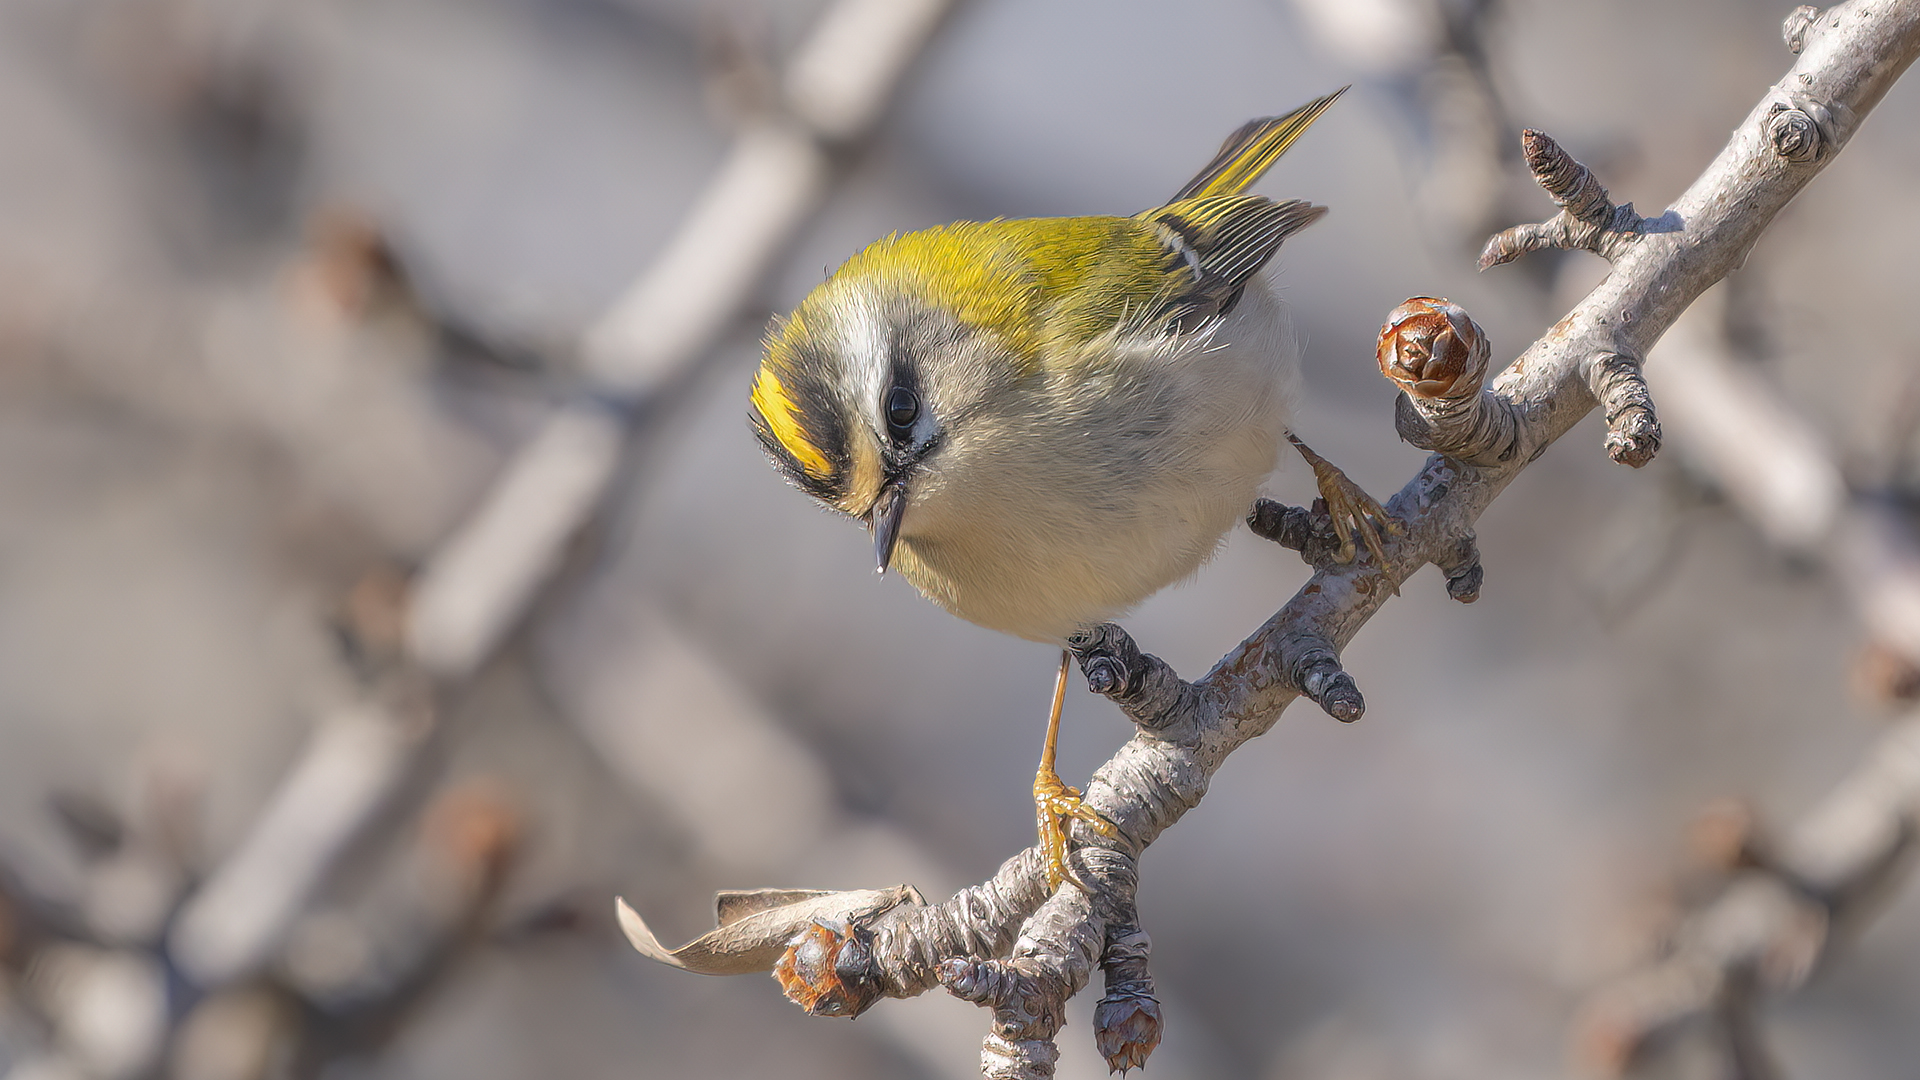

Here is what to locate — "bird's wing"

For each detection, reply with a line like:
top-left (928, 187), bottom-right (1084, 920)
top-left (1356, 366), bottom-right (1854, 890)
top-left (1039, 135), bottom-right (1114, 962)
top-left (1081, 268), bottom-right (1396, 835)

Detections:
top-left (1171, 88), bottom-right (1346, 202)
top-left (1134, 195), bottom-right (1327, 327)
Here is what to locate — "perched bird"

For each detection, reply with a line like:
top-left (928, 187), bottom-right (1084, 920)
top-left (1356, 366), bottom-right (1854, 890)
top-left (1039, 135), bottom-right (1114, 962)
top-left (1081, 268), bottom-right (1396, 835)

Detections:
top-left (750, 89), bottom-right (1393, 889)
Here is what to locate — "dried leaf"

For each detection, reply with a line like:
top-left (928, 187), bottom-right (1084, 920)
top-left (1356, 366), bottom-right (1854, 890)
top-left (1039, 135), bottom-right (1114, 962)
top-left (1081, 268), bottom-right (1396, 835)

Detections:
top-left (615, 885), bottom-right (923, 975)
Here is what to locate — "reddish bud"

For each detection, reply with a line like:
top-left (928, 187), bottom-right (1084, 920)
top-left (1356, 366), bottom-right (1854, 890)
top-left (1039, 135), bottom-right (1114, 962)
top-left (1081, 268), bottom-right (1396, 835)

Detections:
top-left (1853, 639), bottom-right (1920, 708)
top-left (774, 920), bottom-right (881, 1018)
top-left (1573, 1001), bottom-right (1643, 1078)
top-left (1377, 297), bottom-right (1490, 401)
top-left (1688, 798), bottom-right (1762, 872)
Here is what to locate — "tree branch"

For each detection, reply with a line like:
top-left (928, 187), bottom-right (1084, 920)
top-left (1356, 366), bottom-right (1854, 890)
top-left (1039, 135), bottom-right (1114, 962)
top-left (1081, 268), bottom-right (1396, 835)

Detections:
top-left (1649, 285), bottom-right (1920, 663)
top-left (1477, 129), bottom-right (1678, 270)
top-left (405, 0), bottom-right (956, 680)
top-left (619, 4), bottom-right (1920, 1076)
top-left (1561, 192), bottom-right (1920, 1078)
top-left (1575, 712), bottom-right (1920, 1076)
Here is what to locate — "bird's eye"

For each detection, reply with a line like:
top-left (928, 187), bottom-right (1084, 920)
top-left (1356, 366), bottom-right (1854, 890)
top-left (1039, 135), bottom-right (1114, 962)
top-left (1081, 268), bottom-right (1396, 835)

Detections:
top-left (886, 386), bottom-right (919, 435)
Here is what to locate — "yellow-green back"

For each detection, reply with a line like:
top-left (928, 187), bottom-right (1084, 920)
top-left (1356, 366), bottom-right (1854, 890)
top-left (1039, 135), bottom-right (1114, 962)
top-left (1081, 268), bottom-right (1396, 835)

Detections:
top-left (788, 216), bottom-right (1177, 359)
top-left (770, 88), bottom-right (1346, 365)
top-left (750, 89), bottom-right (1345, 504)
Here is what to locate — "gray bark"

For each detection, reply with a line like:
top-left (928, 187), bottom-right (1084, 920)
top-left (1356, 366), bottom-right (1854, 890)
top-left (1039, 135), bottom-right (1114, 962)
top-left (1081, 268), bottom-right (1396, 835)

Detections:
top-left (617, 4), bottom-right (1920, 1076)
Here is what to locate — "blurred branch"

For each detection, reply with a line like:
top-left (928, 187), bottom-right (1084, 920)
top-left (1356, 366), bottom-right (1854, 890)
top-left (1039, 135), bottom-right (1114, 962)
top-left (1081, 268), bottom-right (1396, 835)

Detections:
top-left (618, 4), bottom-right (1920, 1077)
top-left (168, 686), bottom-right (433, 987)
top-left (1575, 712), bottom-right (1920, 1076)
top-left (1558, 149), bottom-right (1920, 1076)
top-left (0, 2), bottom-right (956, 1077)
top-left (1649, 286), bottom-right (1920, 665)
top-left (149, 0), bottom-right (952, 1022)
top-left (126, 0), bottom-right (962, 1074)
top-left (405, 0), bottom-right (957, 679)
top-left (1290, 0), bottom-right (1520, 246)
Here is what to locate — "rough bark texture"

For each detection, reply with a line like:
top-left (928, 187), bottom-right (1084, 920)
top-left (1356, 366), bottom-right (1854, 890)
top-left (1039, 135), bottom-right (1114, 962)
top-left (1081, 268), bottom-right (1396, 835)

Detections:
top-left (620, 4), bottom-right (1920, 1076)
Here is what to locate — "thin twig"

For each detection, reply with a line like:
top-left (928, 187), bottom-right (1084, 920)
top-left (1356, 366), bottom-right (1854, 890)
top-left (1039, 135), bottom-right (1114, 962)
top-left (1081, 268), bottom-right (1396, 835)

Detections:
top-left (621, 4), bottom-right (1920, 1076)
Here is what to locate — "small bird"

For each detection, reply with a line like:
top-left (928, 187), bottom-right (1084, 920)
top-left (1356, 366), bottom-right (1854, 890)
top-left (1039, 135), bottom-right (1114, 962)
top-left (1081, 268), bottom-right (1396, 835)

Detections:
top-left (750, 89), bottom-right (1393, 889)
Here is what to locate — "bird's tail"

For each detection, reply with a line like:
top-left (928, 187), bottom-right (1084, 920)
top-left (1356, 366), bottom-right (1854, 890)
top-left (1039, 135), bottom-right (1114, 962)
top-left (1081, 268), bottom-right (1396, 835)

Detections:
top-left (1170, 87), bottom-right (1348, 202)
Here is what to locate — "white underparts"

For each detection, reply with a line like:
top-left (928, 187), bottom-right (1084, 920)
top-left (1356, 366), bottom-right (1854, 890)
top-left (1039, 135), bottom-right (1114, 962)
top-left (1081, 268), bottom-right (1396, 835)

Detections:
top-left (893, 275), bottom-right (1300, 643)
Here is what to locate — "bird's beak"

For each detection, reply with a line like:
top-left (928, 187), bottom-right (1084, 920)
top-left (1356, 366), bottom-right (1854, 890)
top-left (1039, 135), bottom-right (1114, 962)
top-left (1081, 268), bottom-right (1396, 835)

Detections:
top-left (870, 480), bottom-right (908, 576)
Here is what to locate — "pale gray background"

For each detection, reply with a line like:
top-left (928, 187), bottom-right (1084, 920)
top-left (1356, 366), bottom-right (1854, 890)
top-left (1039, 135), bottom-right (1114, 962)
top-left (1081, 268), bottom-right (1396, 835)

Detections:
top-left (0, 0), bottom-right (1915, 1077)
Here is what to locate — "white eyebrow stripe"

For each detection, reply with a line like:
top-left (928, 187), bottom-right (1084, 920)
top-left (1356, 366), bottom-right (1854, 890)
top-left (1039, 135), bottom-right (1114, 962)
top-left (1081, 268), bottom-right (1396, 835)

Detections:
top-left (832, 294), bottom-right (944, 456)
top-left (839, 295), bottom-right (891, 432)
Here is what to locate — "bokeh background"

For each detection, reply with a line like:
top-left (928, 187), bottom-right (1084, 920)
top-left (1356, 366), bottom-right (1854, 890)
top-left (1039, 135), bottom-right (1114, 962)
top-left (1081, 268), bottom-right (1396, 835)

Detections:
top-left (1, 0), bottom-right (1917, 1078)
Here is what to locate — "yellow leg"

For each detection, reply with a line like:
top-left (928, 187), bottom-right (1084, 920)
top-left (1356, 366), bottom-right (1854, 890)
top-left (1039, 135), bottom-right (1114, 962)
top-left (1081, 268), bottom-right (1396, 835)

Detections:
top-left (1035, 651), bottom-right (1117, 892)
top-left (1289, 434), bottom-right (1401, 568)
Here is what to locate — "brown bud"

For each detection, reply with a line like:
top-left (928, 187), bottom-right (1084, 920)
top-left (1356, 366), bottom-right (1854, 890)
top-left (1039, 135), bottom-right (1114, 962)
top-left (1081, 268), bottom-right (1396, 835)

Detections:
top-left (1378, 297), bottom-right (1491, 401)
top-left (1688, 798), bottom-right (1762, 872)
top-left (289, 207), bottom-right (405, 325)
top-left (1094, 992), bottom-right (1163, 1074)
top-left (343, 565), bottom-right (411, 658)
top-left (421, 779), bottom-right (521, 889)
top-left (1852, 639), bottom-right (1920, 708)
top-left (1521, 129), bottom-right (1612, 223)
top-left (773, 920), bottom-right (882, 1018)
top-left (1572, 1000), bottom-right (1644, 1078)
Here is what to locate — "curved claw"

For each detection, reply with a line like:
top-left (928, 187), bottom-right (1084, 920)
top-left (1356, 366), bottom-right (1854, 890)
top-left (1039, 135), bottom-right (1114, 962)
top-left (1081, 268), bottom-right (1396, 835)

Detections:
top-left (1035, 774), bottom-right (1117, 892)
top-left (1290, 434), bottom-right (1401, 573)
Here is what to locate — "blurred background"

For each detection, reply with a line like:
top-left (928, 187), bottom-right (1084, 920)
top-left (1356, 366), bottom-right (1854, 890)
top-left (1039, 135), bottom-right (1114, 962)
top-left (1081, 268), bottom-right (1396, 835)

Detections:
top-left (0, 0), bottom-right (1917, 1077)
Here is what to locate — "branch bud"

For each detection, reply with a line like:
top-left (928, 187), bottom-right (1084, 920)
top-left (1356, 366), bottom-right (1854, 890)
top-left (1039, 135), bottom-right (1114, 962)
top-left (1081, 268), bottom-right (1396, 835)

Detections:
top-left (1093, 993), bottom-right (1162, 1074)
top-left (1069, 623), bottom-right (1195, 732)
top-left (1688, 799), bottom-right (1766, 872)
top-left (1479, 130), bottom-right (1645, 268)
top-left (775, 919), bottom-right (884, 1017)
top-left (1379, 299), bottom-right (1520, 465)
top-left (1767, 105), bottom-right (1821, 163)
top-left (1094, 926), bottom-right (1161, 1074)
top-left (1522, 129), bottom-right (1612, 223)
top-left (1587, 350), bottom-right (1662, 467)
top-left (1378, 297), bottom-right (1491, 402)
top-left (1783, 5), bottom-right (1818, 53)
top-left (1436, 530), bottom-right (1484, 604)
top-left (1852, 639), bottom-right (1920, 708)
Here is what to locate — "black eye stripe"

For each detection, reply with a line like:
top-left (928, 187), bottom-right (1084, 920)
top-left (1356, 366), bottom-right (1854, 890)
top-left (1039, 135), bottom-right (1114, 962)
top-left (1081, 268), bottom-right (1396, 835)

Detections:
top-left (882, 321), bottom-right (927, 447)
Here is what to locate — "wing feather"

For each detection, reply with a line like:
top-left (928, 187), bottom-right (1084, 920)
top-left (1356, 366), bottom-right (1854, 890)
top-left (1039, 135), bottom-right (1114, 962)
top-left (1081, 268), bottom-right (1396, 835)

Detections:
top-left (1138, 196), bottom-right (1326, 325)
top-left (1171, 87), bottom-right (1347, 202)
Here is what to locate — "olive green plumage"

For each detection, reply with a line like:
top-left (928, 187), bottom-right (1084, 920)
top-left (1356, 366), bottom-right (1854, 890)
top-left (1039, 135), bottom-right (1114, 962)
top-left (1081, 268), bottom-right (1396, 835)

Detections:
top-left (804, 194), bottom-right (1326, 361)
top-left (749, 88), bottom-right (1344, 641)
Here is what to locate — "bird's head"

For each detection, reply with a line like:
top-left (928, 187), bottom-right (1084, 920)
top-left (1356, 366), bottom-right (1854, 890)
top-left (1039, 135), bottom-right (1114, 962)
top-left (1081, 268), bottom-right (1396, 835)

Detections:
top-left (750, 227), bottom-right (1042, 574)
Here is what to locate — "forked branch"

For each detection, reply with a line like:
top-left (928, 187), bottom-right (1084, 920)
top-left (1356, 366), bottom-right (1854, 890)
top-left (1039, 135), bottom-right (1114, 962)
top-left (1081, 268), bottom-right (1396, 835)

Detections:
top-left (619, 4), bottom-right (1920, 1076)
top-left (1478, 129), bottom-right (1675, 269)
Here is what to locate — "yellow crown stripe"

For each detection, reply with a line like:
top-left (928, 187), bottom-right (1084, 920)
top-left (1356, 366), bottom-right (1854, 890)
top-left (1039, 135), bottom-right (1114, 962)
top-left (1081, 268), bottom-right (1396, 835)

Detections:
top-left (751, 366), bottom-right (834, 480)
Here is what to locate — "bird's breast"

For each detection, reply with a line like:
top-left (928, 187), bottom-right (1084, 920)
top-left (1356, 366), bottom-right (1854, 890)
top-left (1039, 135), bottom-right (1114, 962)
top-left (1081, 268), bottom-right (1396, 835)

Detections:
top-left (892, 280), bottom-right (1300, 643)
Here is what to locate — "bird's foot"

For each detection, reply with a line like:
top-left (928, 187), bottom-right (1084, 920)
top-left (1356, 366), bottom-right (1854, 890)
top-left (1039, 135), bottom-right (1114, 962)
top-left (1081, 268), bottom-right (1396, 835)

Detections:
top-left (1290, 435), bottom-right (1400, 568)
top-left (1035, 765), bottom-right (1116, 893)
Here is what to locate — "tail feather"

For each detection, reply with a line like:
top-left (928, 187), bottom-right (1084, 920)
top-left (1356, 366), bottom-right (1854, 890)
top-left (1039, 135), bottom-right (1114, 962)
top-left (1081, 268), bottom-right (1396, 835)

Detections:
top-left (1171, 87), bottom-right (1348, 202)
